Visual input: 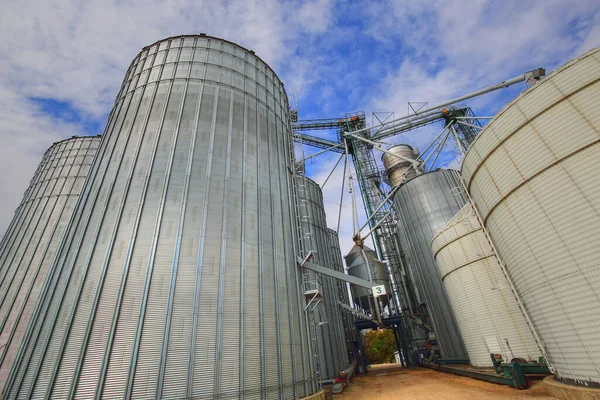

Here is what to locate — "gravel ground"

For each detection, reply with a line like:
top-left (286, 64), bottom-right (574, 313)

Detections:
top-left (338, 364), bottom-right (557, 400)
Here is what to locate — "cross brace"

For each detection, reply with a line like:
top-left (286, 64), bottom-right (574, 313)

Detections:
top-left (299, 259), bottom-right (375, 289)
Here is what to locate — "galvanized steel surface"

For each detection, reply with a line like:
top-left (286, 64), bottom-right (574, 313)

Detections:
top-left (344, 245), bottom-right (391, 313)
top-left (325, 229), bottom-right (345, 277)
top-left (462, 47), bottom-right (600, 385)
top-left (296, 176), bottom-right (349, 379)
top-left (5, 35), bottom-right (314, 399)
top-left (431, 203), bottom-right (542, 367)
top-left (326, 228), bottom-right (356, 364)
top-left (381, 145), bottom-right (418, 188)
top-left (394, 169), bottom-right (468, 360)
top-left (0, 136), bottom-right (100, 392)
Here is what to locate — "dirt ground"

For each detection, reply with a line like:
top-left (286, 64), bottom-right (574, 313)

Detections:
top-left (338, 364), bottom-right (557, 400)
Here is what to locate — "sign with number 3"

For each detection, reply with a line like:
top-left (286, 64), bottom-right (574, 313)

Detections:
top-left (372, 285), bottom-right (386, 297)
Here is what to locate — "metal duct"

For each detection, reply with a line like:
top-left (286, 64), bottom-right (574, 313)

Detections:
top-left (381, 144), bottom-right (418, 188)
top-left (4, 35), bottom-right (314, 399)
top-left (463, 46), bottom-right (600, 386)
top-left (0, 136), bottom-right (100, 392)
top-left (394, 169), bottom-right (468, 360)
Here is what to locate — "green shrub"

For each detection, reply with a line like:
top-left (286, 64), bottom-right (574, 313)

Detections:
top-left (364, 329), bottom-right (396, 364)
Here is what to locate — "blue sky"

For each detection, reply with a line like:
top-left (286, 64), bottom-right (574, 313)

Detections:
top-left (0, 0), bottom-right (599, 255)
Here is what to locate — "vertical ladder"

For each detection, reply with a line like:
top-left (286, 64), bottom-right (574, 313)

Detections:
top-left (308, 312), bottom-right (320, 378)
top-left (297, 182), bottom-right (320, 298)
top-left (289, 132), bottom-right (322, 381)
top-left (290, 148), bottom-right (306, 259)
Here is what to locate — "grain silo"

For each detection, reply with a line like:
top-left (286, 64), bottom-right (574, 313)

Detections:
top-left (296, 176), bottom-right (349, 380)
top-left (344, 245), bottom-right (391, 315)
top-left (0, 136), bottom-right (100, 393)
top-left (394, 169), bottom-right (468, 360)
top-left (431, 203), bottom-right (542, 367)
top-left (4, 35), bottom-right (316, 400)
top-left (462, 47), bottom-right (600, 388)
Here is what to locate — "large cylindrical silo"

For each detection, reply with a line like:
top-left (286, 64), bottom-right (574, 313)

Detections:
top-left (394, 169), bottom-right (468, 360)
top-left (462, 47), bottom-right (600, 386)
top-left (296, 176), bottom-right (348, 379)
top-left (431, 203), bottom-right (542, 366)
top-left (0, 136), bottom-right (100, 392)
top-left (4, 35), bottom-right (315, 399)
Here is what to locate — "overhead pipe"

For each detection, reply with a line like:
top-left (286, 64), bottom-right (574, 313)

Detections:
top-left (345, 68), bottom-right (546, 139)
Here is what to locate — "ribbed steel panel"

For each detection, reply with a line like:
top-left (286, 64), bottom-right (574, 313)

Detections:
top-left (462, 47), bottom-right (600, 386)
top-left (296, 176), bottom-right (349, 379)
top-left (4, 35), bottom-right (314, 399)
top-left (344, 245), bottom-right (391, 315)
top-left (381, 145), bottom-right (418, 188)
top-left (394, 169), bottom-right (468, 360)
top-left (0, 136), bottom-right (100, 393)
top-left (325, 228), bottom-right (355, 366)
top-left (431, 203), bottom-right (542, 366)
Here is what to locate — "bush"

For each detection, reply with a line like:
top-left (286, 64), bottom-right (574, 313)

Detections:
top-left (364, 329), bottom-right (396, 364)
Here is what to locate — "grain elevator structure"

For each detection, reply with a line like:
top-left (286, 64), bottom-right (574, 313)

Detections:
top-left (2, 27), bottom-right (599, 400)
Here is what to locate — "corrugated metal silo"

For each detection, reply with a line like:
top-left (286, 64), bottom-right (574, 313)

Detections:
top-left (325, 229), bottom-right (345, 281)
top-left (0, 136), bottom-right (100, 392)
top-left (4, 35), bottom-right (315, 399)
top-left (325, 228), bottom-right (355, 366)
top-left (296, 176), bottom-right (349, 379)
top-left (394, 169), bottom-right (468, 360)
top-left (431, 203), bottom-right (542, 366)
top-left (462, 47), bottom-right (600, 386)
top-left (344, 245), bottom-right (391, 314)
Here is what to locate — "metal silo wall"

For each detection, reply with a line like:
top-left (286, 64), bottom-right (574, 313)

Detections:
top-left (325, 228), bottom-right (355, 365)
top-left (0, 136), bottom-right (100, 392)
top-left (394, 169), bottom-right (468, 360)
top-left (5, 35), bottom-right (314, 399)
top-left (431, 203), bottom-right (542, 367)
top-left (296, 176), bottom-right (348, 379)
top-left (462, 47), bottom-right (600, 385)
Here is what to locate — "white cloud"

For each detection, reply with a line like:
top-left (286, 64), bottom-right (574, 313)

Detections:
top-left (0, 88), bottom-right (79, 237)
top-left (0, 0), bottom-right (306, 117)
top-left (2, 0), bottom-right (599, 251)
top-left (366, 0), bottom-right (600, 114)
top-left (0, 0), bottom-right (335, 235)
top-left (356, 0), bottom-right (600, 170)
top-left (300, 0), bottom-right (600, 263)
top-left (296, 0), bottom-right (334, 34)
top-left (574, 10), bottom-right (600, 55)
